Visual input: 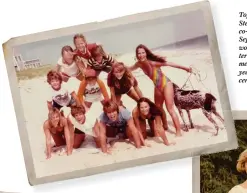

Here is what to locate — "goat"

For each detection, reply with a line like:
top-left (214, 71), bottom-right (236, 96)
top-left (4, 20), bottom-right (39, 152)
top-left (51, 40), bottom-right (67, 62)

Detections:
top-left (173, 83), bottom-right (224, 136)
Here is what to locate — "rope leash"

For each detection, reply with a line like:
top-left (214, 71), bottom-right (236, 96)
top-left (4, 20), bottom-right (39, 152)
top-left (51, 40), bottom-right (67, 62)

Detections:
top-left (181, 65), bottom-right (211, 93)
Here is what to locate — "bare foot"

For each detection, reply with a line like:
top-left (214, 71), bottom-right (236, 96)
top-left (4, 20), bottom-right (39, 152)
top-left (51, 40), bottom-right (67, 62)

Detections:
top-left (145, 143), bottom-right (152, 147)
top-left (46, 154), bottom-right (51, 159)
top-left (106, 148), bottom-right (112, 155)
top-left (176, 132), bottom-right (182, 137)
top-left (108, 145), bottom-right (116, 152)
top-left (169, 141), bottom-right (176, 145)
top-left (164, 141), bottom-right (176, 146)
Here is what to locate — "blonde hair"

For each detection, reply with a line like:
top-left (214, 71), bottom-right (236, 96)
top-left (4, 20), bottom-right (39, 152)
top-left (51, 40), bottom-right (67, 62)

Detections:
top-left (110, 62), bottom-right (134, 89)
top-left (237, 149), bottom-right (247, 173)
top-left (48, 108), bottom-right (63, 128)
top-left (73, 34), bottom-right (86, 44)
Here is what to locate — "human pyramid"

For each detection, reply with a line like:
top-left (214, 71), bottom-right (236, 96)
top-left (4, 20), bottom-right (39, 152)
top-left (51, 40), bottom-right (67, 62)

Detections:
top-left (43, 33), bottom-right (192, 159)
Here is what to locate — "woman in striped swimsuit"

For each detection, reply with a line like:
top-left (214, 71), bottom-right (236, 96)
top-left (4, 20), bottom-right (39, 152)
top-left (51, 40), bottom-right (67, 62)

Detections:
top-left (129, 44), bottom-right (192, 137)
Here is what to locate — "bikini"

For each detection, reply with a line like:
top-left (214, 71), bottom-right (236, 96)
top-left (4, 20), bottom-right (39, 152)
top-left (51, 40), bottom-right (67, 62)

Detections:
top-left (141, 61), bottom-right (171, 92)
top-left (151, 67), bottom-right (171, 91)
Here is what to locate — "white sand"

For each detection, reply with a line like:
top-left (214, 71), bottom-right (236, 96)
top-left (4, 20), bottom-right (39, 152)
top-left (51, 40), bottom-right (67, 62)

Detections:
top-left (18, 46), bottom-right (227, 178)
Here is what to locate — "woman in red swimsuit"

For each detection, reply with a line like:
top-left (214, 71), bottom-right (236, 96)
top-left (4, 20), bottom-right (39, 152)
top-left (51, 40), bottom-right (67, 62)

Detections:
top-left (129, 44), bottom-right (192, 136)
top-left (43, 108), bottom-right (85, 159)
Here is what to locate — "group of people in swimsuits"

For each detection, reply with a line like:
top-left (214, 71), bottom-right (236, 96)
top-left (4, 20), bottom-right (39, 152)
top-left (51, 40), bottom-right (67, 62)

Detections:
top-left (43, 33), bottom-right (192, 159)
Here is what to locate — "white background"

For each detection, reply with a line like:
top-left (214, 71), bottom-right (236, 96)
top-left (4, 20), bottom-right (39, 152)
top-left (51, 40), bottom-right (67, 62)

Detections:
top-left (0, 0), bottom-right (242, 192)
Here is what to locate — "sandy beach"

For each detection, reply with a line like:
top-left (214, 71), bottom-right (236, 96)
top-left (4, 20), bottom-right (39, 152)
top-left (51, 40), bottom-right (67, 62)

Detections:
top-left (17, 39), bottom-right (227, 178)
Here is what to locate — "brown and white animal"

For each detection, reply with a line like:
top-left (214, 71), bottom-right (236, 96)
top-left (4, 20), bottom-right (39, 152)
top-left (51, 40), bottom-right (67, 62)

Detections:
top-left (173, 83), bottom-right (224, 136)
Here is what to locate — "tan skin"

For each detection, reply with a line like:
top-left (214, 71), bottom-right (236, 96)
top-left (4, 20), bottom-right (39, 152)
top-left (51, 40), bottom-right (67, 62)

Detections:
top-left (110, 67), bottom-right (143, 106)
top-left (74, 37), bottom-right (87, 54)
top-left (93, 109), bottom-right (144, 154)
top-left (74, 37), bottom-right (103, 57)
top-left (132, 102), bottom-right (175, 146)
top-left (43, 115), bottom-right (73, 159)
top-left (129, 48), bottom-right (192, 137)
top-left (55, 50), bottom-right (85, 82)
top-left (47, 78), bottom-right (81, 111)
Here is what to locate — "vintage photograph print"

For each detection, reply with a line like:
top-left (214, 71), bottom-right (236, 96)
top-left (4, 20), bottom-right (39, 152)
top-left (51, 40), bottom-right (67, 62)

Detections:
top-left (2, 1), bottom-right (236, 185)
top-left (197, 118), bottom-right (247, 193)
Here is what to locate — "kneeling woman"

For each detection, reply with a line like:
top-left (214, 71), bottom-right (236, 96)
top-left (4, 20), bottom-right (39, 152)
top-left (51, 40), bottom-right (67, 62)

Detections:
top-left (93, 100), bottom-right (146, 154)
top-left (132, 97), bottom-right (175, 146)
top-left (107, 62), bottom-right (143, 107)
top-left (43, 108), bottom-right (85, 159)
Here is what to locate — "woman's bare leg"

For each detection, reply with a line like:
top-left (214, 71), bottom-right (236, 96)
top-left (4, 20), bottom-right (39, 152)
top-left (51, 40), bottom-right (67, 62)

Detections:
top-left (163, 82), bottom-right (182, 137)
top-left (154, 87), bottom-right (164, 107)
top-left (127, 87), bottom-right (141, 102)
top-left (154, 88), bottom-right (168, 130)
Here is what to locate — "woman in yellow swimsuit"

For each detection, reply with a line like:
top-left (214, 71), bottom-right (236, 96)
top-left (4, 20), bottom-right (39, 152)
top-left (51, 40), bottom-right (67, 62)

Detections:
top-left (129, 44), bottom-right (192, 137)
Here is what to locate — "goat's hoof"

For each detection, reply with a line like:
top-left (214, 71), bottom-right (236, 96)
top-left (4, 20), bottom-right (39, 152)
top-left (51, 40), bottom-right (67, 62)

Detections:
top-left (183, 125), bottom-right (189, 132)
